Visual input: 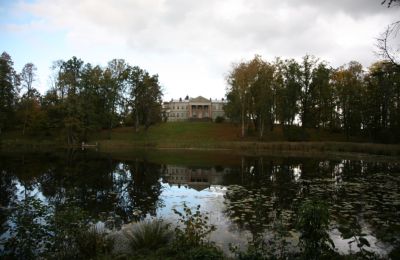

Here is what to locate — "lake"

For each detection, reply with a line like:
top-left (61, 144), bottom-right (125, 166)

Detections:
top-left (0, 149), bottom-right (399, 258)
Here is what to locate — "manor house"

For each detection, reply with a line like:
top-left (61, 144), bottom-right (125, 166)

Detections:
top-left (163, 96), bottom-right (226, 122)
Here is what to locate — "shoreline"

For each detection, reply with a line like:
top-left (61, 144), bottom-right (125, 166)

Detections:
top-left (2, 139), bottom-right (400, 161)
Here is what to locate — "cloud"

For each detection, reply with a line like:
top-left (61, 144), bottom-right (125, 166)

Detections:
top-left (4, 0), bottom-right (400, 99)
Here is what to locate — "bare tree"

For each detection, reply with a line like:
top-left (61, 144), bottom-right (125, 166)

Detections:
top-left (382, 0), bottom-right (400, 8)
top-left (377, 0), bottom-right (400, 66)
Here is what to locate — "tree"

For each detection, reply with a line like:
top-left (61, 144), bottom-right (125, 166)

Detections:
top-left (226, 58), bottom-right (258, 137)
top-left (382, 0), bottom-right (399, 8)
top-left (299, 55), bottom-right (318, 128)
top-left (378, 0), bottom-right (400, 66)
top-left (331, 62), bottom-right (364, 140)
top-left (250, 58), bottom-right (276, 139)
top-left (278, 59), bottom-right (302, 126)
top-left (364, 61), bottom-right (400, 142)
top-left (128, 67), bottom-right (163, 131)
top-left (104, 59), bottom-right (129, 137)
top-left (0, 52), bottom-right (19, 135)
top-left (20, 63), bottom-right (38, 135)
top-left (310, 63), bottom-right (334, 129)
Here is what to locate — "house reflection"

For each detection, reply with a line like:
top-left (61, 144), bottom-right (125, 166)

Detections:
top-left (162, 165), bottom-right (230, 191)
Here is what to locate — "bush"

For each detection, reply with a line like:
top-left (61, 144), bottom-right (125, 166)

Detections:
top-left (172, 203), bottom-right (216, 249)
top-left (124, 219), bottom-right (172, 251)
top-left (214, 116), bottom-right (225, 123)
top-left (76, 227), bottom-right (114, 258)
top-left (297, 200), bottom-right (334, 259)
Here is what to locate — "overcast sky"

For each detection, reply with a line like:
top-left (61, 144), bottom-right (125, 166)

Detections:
top-left (1, 0), bottom-right (399, 100)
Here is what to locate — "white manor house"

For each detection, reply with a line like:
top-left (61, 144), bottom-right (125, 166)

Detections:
top-left (163, 96), bottom-right (226, 122)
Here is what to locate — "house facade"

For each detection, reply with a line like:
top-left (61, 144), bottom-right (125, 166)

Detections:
top-left (163, 96), bottom-right (226, 122)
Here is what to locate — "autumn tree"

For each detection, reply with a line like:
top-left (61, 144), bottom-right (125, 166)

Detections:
top-left (331, 62), bottom-right (364, 140)
top-left (226, 58), bottom-right (259, 137)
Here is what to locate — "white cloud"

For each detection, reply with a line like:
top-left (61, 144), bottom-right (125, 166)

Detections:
top-left (5, 0), bottom-right (400, 99)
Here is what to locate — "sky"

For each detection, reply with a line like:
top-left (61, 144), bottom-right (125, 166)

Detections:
top-left (0, 0), bottom-right (399, 100)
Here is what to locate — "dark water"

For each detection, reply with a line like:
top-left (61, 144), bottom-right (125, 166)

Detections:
top-left (0, 150), bottom-right (399, 257)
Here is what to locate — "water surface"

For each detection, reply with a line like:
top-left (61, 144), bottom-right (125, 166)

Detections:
top-left (0, 150), bottom-right (399, 257)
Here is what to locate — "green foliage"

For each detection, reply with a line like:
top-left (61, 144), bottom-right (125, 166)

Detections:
top-left (124, 219), bottom-right (172, 251)
top-left (297, 199), bottom-right (335, 259)
top-left (214, 116), bottom-right (225, 123)
top-left (0, 52), bottom-right (19, 133)
top-left (179, 245), bottom-right (224, 260)
top-left (172, 203), bottom-right (217, 249)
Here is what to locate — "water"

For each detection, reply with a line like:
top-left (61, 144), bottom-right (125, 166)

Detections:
top-left (0, 150), bottom-right (399, 257)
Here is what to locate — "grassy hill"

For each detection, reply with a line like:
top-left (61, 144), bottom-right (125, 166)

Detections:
top-left (2, 122), bottom-right (399, 156)
top-left (92, 122), bottom-right (400, 156)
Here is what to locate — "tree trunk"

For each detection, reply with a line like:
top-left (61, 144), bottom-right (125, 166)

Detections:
top-left (259, 117), bottom-right (264, 140)
top-left (241, 107), bottom-right (245, 137)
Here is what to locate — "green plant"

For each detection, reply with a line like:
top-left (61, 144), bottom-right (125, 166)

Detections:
top-left (214, 116), bottom-right (225, 123)
top-left (76, 226), bottom-right (114, 258)
top-left (297, 199), bottom-right (335, 259)
top-left (181, 245), bottom-right (224, 260)
top-left (124, 219), bottom-right (172, 251)
top-left (172, 203), bottom-right (216, 249)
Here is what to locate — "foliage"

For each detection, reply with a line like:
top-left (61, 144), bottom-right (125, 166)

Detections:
top-left (214, 116), bottom-right (225, 123)
top-left (297, 199), bottom-right (335, 259)
top-left (123, 219), bottom-right (172, 251)
top-left (76, 227), bottom-right (114, 259)
top-left (172, 203), bottom-right (217, 249)
top-left (225, 54), bottom-right (400, 143)
top-left (0, 52), bottom-right (19, 134)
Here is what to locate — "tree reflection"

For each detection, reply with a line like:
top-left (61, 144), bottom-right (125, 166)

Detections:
top-left (113, 159), bottom-right (163, 221)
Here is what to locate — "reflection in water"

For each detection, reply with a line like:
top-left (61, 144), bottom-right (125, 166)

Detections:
top-left (0, 151), bottom-right (399, 257)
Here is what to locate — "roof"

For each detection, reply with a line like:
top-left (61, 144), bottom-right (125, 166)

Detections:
top-left (189, 96), bottom-right (211, 103)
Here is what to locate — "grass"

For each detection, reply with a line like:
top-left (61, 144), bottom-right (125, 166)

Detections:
top-left (123, 219), bottom-right (173, 251)
top-left (2, 122), bottom-right (400, 157)
top-left (92, 122), bottom-right (400, 157)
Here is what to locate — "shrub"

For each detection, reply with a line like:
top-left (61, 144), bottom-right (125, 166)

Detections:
top-left (214, 116), bottom-right (225, 123)
top-left (124, 219), bottom-right (172, 251)
top-left (172, 203), bottom-right (216, 249)
top-left (76, 227), bottom-right (114, 258)
top-left (297, 200), bottom-right (334, 259)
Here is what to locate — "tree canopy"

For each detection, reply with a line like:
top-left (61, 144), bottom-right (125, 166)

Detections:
top-left (225, 55), bottom-right (400, 142)
top-left (0, 54), bottom-right (163, 144)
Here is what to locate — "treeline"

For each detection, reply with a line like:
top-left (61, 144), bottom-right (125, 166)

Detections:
top-left (0, 52), bottom-right (163, 144)
top-left (225, 55), bottom-right (400, 143)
